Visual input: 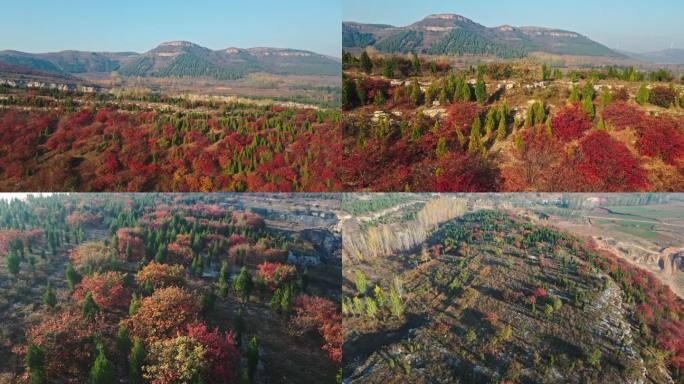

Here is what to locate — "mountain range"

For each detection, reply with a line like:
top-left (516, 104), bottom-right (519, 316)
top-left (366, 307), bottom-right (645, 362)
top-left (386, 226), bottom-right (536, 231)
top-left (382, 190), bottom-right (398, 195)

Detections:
top-left (0, 41), bottom-right (341, 80)
top-left (343, 13), bottom-right (623, 59)
top-left (621, 48), bottom-right (684, 64)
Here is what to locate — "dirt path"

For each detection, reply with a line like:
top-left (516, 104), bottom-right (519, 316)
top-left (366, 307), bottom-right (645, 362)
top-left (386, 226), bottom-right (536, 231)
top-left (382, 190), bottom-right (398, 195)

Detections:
top-left (584, 215), bottom-right (684, 228)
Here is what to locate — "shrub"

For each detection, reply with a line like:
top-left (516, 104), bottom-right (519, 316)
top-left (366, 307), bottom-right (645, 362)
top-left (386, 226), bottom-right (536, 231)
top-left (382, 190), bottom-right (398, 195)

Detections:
top-left (551, 104), bottom-right (592, 142)
top-left (574, 131), bottom-right (648, 191)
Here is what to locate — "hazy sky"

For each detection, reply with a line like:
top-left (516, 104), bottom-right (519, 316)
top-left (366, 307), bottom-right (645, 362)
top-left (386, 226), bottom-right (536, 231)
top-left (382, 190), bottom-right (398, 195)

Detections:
top-left (0, 0), bottom-right (341, 57)
top-left (344, 0), bottom-right (684, 53)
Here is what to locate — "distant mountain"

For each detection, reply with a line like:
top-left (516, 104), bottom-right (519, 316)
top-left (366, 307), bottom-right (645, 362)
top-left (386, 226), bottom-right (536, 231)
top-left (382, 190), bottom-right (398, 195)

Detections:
top-left (343, 14), bottom-right (622, 59)
top-left (621, 48), bottom-right (684, 64)
top-left (0, 41), bottom-right (340, 80)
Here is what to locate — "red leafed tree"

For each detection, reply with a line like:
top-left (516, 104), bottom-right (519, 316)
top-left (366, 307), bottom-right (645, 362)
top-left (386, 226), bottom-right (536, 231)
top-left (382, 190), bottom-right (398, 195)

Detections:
top-left (73, 271), bottom-right (131, 311)
top-left (135, 261), bottom-right (185, 288)
top-left (502, 129), bottom-right (570, 191)
top-left (483, 311), bottom-right (499, 326)
top-left (116, 227), bottom-right (146, 261)
top-left (126, 286), bottom-right (199, 343)
top-left (186, 322), bottom-right (241, 384)
top-left (27, 310), bottom-right (100, 379)
top-left (551, 103), bottom-right (592, 142)
top-left (66, 211), bottom-right (101, 227)
top-left (574, 131), bottom-right (648, 191)
top-left (227, 234), bottom-right (248, 245)
top-left (257, 262), bottom-right (297, 290)
top-left (533, 287), bottom-right (547, 298)
top-left (0, 229), bottom-right (43, 253)
top-left (636, 116), bottom-right (684, 165)
top-left (291, 295), bottom-right (342, 363)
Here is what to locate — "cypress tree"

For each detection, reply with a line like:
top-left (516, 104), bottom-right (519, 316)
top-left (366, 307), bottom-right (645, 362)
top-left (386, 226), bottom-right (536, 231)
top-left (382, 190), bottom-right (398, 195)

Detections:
top-left (497, 114), bottom-right (507, 141)
top-left (83, 292), bottom-right (98, 321)
top-left (89, 343), bottom-right (115, 384)
top-left (636, 83), bottom-right (650, 105)
top-left (360, 51), bottom-right (372, 74)
top-left (234, 266), bottom-right (253, 302)
top-left (468, 117), bottom-right (483, 154)
top-left (43, 281), bottom-right (56, 309)
top-left (247, 336), bottom-right (260, 382)
top-left (129, 339), bottom-right (145, 384)
top-left (26, 342), bottom-right (46, 384)
top-left (116, 325), bottom-right (131, 358)
top-left (475, 74), bottom-right (487, 104)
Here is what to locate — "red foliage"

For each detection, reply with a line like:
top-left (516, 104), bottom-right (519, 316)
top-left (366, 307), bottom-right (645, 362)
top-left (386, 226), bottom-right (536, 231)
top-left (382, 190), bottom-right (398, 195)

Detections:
top-left (532, 287), bottom-right (548, 298)
top-left (227, 234), bottom-right (248, 245)
top-left (0, 229), bottom-right (43, 253)
top-left (66, 211), bottom-right (101, 226)
top-left (257, 262), bottom-right (297, 290)
top-left (231, 211), bottom-right (265, 230)
top-left (0, 106), bottom-right (341, 192)
top-left (444, 102), bottom-right (484, 134)
top-left (291, 295), bottom-right (342, 363)
top-left (483, 311), bottom-right (499, 326)
top-left (574, 131), bottom-right (648, 191)
top-left (603, 101), bottom-right (644, 130)
top-left (185, 322), bottom-right (241, 384)
top-left (636, 116), bottom-right (684, 165)
top-left (126, 286), bottom-right (199, 343)
top-left (116, 227), bottom-right (146, 261)
top-left (27, 310), bottom-right (101, 379)
top-left (135, 262), bottom-right (185, 288)
top-left (502, 129), bottom-right (570, 191)
top-left (551, 103), bottom-right (592, 142)
top-left (73, 271), bottom-right (130, 311)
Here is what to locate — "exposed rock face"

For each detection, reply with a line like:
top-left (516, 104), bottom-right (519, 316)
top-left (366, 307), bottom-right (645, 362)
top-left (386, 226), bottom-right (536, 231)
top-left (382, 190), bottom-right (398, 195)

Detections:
top-left (659, 248), bottom-right (684, 276)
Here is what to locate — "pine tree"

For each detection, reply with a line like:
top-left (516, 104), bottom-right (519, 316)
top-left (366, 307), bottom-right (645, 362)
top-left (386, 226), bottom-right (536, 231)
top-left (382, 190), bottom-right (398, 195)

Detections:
top-left (381, 60), bottom-right (394, 78)
top-left (496, 113), bottom-right (507, 141)
top-left (545, 117), bottom-right (553, 137)
top-left (438, 88), bottom-right (448, 106)
top-left (234, 266), bottom-right (253, 302)
top-left (129, 339), bottom-right (145, 384)
top-left (26, 343), bottom-right (46, 384)
top-left (247, 336), bottom-right (260, 383)
top-left (568, 86), bottom-right (580, 103)
top-left (409, 79), bottom-right (422, 106)
top-left (435, 138), bottom-right (448, 159)
top-left (360, 51), bottom-right (372, 74)
top-left (116, 325), bottom-right (131, 358)
top-left (600, 87), bottom-right (613, 107)
top-left (597, 117), bottom-right (606, 131)
top-left (233, 309), bottom-right (245, 348)
top-left (581, 97), bottom-right (595, 119)
top-left (154, 243), bottom-right (165, 263)
top-left (125, 242), bottom-right (132, 261)
top-left (475, 74), bottom-right (487, 104)
top-left (468, 117), bottom-right (483, 154)
top-left (89, 343), bottom-right (115, 384)
top-left (83, 292), bottom-right (98, 321)
top-left (484, 108), bottom-right (497, 137)
top-left (6, 250), bottom-right (20, 277)
top-left (218, 261), bottom-right (230, 297)
top-left (43, 281), bottom-right (56, 309)
top-left (65, 263), bottom-right (81, 291)
top-left (411, 53), bottom-right (421, 75)
top-left (636, 83), bottom-right (650, 105)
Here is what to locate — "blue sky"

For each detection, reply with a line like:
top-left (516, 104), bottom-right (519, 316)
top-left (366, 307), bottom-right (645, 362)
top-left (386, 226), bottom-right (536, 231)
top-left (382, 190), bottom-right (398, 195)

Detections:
top-left (0, 0), bottom-right (341, 57)
top-left (344, 0), bottom-right (684, 53)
